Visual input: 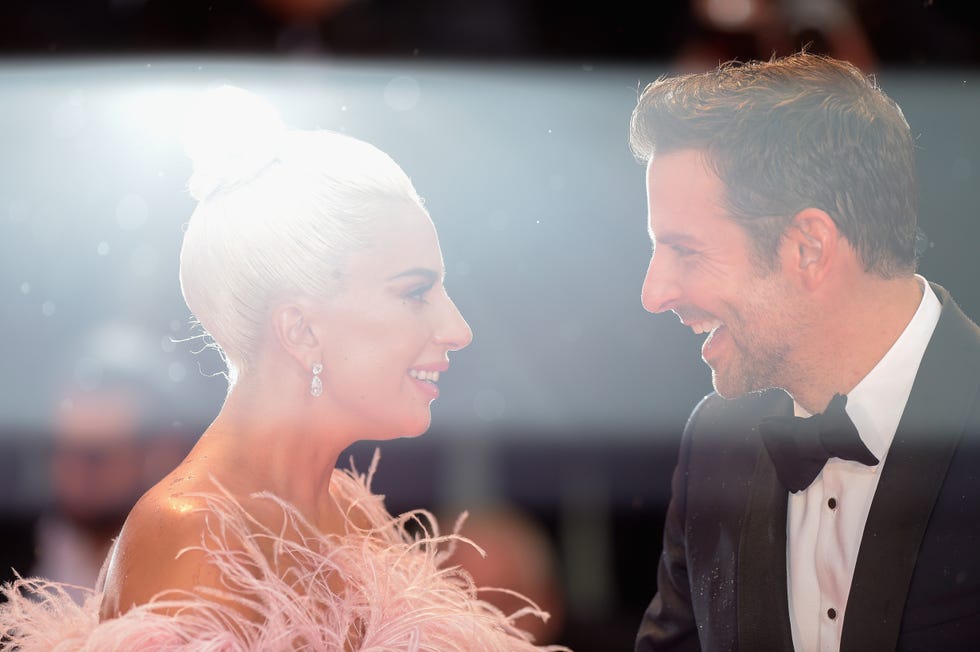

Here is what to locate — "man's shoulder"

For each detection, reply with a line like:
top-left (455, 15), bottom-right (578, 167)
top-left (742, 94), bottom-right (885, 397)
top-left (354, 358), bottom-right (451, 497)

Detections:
top-left (931, 282), bottom-right (980, 346)
top-left (677, 389), bottom-right (791, 473)
top-left (673, 391), bottom-right (783, 504)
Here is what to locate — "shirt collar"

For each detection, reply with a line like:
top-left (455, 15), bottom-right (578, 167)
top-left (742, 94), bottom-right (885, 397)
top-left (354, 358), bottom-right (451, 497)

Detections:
top-left (794, 275), bottom-right (942, 460)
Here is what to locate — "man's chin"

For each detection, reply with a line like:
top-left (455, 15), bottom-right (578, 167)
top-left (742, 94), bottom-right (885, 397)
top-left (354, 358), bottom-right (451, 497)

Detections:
top-left (712, 369), bottom-right (780, 400)
top-left (710, 370), bottom-right (752, 400)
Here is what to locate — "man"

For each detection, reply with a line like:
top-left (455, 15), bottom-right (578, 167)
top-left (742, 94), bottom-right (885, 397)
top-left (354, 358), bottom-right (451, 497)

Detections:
top-left (632, 53), bottom-right (980, 651)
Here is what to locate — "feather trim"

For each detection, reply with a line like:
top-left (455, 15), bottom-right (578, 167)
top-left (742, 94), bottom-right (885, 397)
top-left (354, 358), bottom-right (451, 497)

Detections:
top-left (1, 453), bottom-right (570, 651)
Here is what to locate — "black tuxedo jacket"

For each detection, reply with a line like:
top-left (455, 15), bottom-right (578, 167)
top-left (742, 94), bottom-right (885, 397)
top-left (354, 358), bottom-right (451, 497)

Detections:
top-left (636, 284), bottom-right (980, 652)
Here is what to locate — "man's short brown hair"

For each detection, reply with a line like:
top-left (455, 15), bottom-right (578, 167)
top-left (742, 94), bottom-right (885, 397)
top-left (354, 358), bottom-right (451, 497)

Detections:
top-left (630, 53), bottom-right (918, 277)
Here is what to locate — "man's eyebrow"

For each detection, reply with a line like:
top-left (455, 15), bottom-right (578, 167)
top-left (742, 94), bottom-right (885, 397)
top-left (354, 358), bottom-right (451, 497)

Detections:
top-left (387, 267), bottom-right (441, 282)
top-left (649, 231), bottom-right (703, 247)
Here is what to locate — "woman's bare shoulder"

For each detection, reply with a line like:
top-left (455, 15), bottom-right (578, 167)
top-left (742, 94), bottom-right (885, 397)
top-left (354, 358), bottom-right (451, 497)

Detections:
top-left (99, 471), bottom-right (221, 619)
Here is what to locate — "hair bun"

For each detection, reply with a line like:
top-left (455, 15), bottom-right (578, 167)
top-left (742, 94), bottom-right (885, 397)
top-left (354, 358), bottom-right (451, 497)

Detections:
top-left (182, 85), bottom-right (287, 201)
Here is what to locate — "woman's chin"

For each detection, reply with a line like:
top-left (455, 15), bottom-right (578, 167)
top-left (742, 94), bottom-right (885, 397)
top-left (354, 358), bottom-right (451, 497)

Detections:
top-left (402, 415), bottom-right (433, 439)
top-left (364, 413), bottom-right (432, 441)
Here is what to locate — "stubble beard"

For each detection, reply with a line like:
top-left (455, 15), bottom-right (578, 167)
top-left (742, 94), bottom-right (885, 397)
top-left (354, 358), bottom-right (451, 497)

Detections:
top-left (708, 287), bottom-right (793, 399)
top-left (710, 344), bottom-right (786, 399)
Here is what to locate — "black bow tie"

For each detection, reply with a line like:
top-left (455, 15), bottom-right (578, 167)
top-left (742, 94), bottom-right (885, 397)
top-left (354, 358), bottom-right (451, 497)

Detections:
top-left (758, 393), bottom-right (879, 493)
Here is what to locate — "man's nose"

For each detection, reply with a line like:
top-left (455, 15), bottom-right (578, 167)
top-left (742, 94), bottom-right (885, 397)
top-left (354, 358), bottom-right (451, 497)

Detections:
top-left (640, 253), bottom-right (680, 314)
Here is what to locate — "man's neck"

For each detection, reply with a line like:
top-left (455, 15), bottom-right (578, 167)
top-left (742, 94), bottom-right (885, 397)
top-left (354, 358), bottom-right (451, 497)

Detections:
top-left (787, 275), bottom-right (924, 414)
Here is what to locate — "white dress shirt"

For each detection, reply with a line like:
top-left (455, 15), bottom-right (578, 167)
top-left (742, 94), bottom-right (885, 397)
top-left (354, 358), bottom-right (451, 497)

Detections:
top-left (786, 277), bottom-right (942, 652)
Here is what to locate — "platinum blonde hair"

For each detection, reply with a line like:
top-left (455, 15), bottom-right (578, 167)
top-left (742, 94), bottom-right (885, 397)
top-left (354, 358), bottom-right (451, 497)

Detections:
top-left (179, 86), bottom-right (423, 383)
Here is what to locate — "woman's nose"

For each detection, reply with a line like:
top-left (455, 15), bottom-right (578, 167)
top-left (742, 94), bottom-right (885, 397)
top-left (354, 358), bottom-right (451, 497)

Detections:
top-left (435, 293), bottom-right (473, 351)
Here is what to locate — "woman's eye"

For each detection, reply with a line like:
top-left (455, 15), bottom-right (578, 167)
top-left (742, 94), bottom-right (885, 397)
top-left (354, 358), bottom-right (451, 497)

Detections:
top-left (406, 285), bottom-right (433, 303)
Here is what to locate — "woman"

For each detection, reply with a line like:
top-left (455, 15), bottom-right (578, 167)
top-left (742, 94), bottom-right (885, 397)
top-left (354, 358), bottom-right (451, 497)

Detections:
top-left (1, 87), bottom-right (565, 651)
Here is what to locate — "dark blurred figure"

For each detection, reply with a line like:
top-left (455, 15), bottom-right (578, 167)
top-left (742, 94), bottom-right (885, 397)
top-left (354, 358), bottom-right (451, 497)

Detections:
top-left (0, 0), bottom-right (533, 58)
top-left (0, 0), bottom-right (977, 65)
top-left (25, 323), bottom-right (192, 603)
top-left (444, 506), bottom-right (566, 646)
top-left (136, 0), bottom-right (533, 57)
top-left (857, 0), bottom-right (979, 68)
top-left (33, 382), bottom-right (151, 602)
top-left (0, 0), bottom-right (138, 55)
top-left (674, 0), bottom-right (877, 71)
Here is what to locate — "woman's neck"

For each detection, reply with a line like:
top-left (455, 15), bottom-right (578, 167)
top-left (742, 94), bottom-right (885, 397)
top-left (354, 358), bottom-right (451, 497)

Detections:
top-left (191, 374), bottom-right (353, 529)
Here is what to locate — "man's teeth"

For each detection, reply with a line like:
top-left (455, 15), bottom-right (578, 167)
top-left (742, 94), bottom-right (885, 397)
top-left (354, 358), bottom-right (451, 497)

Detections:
top-left (691, 320), bottom-right (723, 335)
top-left (409, 369), bottom-right (440, 382)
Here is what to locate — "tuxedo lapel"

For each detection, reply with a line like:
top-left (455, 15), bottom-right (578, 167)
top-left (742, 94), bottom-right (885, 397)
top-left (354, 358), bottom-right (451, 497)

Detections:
top-left (842, 286), bottom-right (980, 652)
top-left (737, 443), bottom-right (795, 652)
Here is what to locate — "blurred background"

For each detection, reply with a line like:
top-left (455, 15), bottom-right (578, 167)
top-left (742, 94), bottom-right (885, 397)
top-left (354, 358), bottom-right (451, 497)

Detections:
top-left (1, 1), bottom-right (979, 649)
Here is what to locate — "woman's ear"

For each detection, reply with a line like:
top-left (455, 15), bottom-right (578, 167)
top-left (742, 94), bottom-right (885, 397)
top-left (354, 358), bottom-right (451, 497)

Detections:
top-left (271, 300), bottom-right (322, 371)
top-left (783, 208), bottom-right (840, 290)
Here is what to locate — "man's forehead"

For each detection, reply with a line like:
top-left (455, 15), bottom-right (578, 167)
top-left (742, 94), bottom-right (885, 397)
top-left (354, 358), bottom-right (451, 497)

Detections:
top-left (645, 148), bottom-right (717, 183)
top-left (646, 150), bottom-right (730, 223)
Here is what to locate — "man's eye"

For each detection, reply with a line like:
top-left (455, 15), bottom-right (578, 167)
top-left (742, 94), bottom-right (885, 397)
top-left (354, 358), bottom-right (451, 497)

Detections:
top-left (672, 244), bottom-right (696, 257)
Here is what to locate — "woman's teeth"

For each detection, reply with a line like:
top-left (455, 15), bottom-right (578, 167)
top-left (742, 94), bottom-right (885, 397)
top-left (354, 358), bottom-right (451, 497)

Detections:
top-left (409, 369), bottom-right (440, 382)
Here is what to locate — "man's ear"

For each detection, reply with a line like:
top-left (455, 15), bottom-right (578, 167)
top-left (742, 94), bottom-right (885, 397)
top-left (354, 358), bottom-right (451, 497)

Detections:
top-left (271, 300), bottom-right (322, 371)
top-left (783, 208), bottom-right (840, 290)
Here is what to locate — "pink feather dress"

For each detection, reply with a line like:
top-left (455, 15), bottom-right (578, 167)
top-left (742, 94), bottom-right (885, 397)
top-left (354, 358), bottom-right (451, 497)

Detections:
top-left (1, 454), bottom-right (569, 651)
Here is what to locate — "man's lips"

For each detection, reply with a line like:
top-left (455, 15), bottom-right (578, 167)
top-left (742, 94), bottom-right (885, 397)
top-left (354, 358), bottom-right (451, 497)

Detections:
top-left (675, 312), bottom-right (728, 363)
top-left (685, 318), bottom-right (724, 335)
top-left (676, 310), bottom-right (724, 336)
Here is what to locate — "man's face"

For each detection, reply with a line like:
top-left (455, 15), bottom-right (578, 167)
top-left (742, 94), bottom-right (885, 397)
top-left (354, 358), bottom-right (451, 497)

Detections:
top-left (640, 149), bottom-right (801, 398)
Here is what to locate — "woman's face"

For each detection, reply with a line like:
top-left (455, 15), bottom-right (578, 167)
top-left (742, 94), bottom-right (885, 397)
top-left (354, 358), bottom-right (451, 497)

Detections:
top-left (313, 202), bottom-right (472, 439)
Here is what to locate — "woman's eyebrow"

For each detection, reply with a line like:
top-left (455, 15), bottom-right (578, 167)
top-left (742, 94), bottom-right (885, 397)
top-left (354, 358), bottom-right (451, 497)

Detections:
top-left (387, 267), bottom-right (441, 282)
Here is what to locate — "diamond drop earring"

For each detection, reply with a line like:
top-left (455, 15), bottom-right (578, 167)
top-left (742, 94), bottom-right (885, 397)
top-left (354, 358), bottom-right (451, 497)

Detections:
top-left (310, 363), bottom-right (324, 397)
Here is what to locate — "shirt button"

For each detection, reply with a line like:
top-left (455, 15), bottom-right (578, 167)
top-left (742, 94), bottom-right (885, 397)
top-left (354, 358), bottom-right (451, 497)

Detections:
top-left (828, 608), bottom-right (838, 620)
top-left (828, 497), bottom-right (837, 509)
